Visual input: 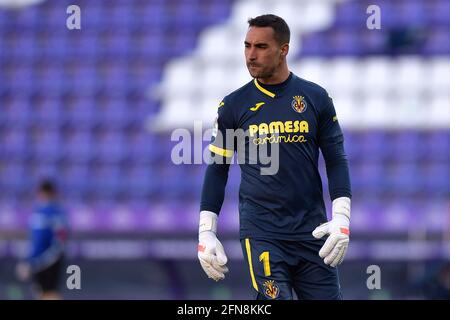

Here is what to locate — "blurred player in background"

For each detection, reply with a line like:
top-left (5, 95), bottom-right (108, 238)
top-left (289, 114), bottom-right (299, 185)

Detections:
top-left (16, 180), bottom-right (68, 300)
top-left (198, 14), bottom-right (351, 300)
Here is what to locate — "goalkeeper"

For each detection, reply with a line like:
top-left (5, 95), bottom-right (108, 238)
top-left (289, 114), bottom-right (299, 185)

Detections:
top-left (198, 14), bottom-right (352, 300)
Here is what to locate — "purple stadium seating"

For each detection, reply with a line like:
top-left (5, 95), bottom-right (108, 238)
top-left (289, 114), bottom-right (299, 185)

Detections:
top-left (0, 0), bottom-right (448, 234)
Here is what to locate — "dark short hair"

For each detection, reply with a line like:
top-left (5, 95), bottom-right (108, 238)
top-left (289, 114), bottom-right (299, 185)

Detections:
top-left (38, 179), bottom-right (57, 195)
top-left (248, 14), bottom-right (290, 45)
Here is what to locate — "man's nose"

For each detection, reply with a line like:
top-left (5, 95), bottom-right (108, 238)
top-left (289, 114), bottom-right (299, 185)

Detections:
top-left (247, 48), bottom-right (257, 61)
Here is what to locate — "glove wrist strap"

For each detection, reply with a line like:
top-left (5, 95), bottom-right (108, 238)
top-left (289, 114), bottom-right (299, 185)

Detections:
top-left (199, 210), bottom-right (218, 234)
top-left (332, 197), bottom-right (351, 225)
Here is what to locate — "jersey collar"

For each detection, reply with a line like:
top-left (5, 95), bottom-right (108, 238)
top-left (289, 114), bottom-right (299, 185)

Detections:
top-left (253, 72), bottom-right (293, 98)
top-left (254, 79), bottom-right (276, 98)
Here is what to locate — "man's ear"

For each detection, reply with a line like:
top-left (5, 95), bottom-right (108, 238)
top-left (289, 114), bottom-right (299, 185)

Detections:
top-left (281, 43), bottom-right (289, 56)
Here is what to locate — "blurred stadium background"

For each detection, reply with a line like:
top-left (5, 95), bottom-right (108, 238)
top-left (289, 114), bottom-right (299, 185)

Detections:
top-left (0, 0), bottom-right (449, 299)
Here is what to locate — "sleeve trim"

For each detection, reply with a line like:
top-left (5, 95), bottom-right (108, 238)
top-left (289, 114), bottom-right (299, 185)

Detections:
top-left (209, 144), bottom-right (234, 158)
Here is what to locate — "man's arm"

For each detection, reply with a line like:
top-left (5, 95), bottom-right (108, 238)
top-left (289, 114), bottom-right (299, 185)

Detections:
top-left (197, 99), bottom-right (235, 281)
top-left (313, 93), bottom-right (352, 267)
top-left (16, 211), bottom-right (52, 281)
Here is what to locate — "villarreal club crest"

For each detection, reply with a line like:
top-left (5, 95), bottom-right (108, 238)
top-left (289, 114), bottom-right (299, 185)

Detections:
top-left (291, 95), bottom-right (307, 113)
top-left (263, 280), bottom-right (280, 299)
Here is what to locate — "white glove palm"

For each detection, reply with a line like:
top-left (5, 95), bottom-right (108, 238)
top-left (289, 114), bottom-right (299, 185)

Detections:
top-left (198, 211), bottom-right (229, 281)
top-left (312, 197), bottom-right (351, 268)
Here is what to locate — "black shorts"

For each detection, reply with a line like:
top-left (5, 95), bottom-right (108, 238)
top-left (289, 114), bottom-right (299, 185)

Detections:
top-left (33, 255), bottom-right (64, 292)
top-left (240, 238), bottom-right (342, 300)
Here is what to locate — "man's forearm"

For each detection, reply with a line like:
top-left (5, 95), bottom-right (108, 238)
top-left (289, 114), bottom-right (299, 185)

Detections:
top-left (200, 162), bottom-right (230, 214)
top-left (321, 140), bottom-right (352, 200)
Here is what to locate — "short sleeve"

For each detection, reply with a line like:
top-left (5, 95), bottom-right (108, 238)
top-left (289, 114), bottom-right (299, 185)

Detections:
top-left (209, 98), bottom-right (235, 158)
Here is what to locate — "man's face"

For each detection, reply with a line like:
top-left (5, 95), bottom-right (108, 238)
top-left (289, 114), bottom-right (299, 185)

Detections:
top-left (245, 26), bottom-right (288, 79)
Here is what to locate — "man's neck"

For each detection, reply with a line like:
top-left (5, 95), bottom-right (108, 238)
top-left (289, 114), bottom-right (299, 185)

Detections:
top-left (257, 66), bottom-right (290, 85)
